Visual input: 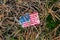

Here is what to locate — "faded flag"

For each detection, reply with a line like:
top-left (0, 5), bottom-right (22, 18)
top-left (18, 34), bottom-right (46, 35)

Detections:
top-left (30, 12), bottom-right (40, 26)
top-left (19, 12), bottom-right (40, 27)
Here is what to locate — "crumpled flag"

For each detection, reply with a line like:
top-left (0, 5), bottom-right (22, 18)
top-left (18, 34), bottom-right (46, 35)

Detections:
top-left (19, 13), bottom-right (30, 27)
top-left (30, 12), bottom-right (40, 26)
top-left (19, 12), bottom-right (40, 27)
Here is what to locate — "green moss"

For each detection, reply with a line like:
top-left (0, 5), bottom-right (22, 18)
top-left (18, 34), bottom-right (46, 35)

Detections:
top-left (46, 14), bottom-right (60, 31)
top-left (46, 14), bottom-right (53, 23)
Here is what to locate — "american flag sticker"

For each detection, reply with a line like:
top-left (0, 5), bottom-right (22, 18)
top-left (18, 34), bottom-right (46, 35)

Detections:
top-left (30, 12), bottom-right (40, 26)
top-left (19, 13), bottom-right (30, 27)
top-left (19, 12), bottom-right (40, 27)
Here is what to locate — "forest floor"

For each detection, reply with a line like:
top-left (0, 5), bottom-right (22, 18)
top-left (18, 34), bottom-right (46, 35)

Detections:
top-left (0, 0), bottom-right (60, 40)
